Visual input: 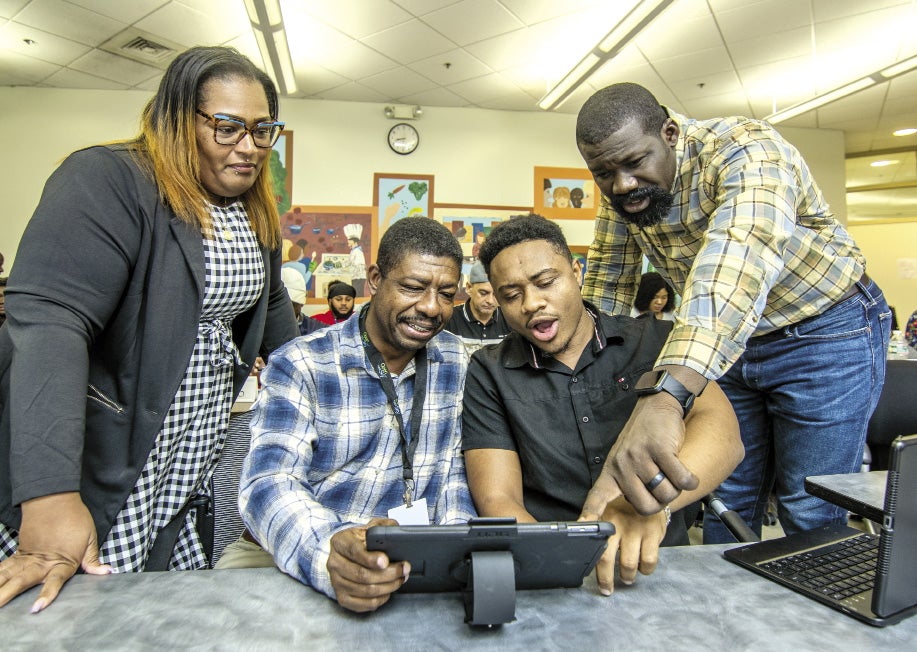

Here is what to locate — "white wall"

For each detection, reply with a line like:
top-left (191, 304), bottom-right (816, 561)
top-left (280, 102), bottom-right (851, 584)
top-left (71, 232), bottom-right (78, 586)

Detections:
top-left (848, 221), bottom-right (917, 322)
top-left (0, 86), bottom-right (846, 273)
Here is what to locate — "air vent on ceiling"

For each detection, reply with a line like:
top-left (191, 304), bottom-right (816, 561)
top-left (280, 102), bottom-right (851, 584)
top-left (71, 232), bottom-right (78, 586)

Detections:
top-left (99, 29), bottom-right (184, 70)
top-left (120, 36), bottom-right (175, 62)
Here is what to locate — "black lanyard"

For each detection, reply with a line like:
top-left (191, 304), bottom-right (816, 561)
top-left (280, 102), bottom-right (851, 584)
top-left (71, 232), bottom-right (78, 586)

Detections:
top-left (359, 306), bottom-right (428, 507)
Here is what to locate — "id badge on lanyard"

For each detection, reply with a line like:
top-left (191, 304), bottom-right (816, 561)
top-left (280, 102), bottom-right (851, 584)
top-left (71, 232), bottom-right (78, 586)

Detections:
top-left (359, 308), bottom-right (430, 524)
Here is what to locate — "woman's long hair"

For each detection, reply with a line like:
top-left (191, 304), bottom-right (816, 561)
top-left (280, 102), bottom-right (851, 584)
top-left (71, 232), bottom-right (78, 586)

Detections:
top-left (122, 46), bottom-right (282, 248)
top-left (634, 272), bottom-right (675, 313)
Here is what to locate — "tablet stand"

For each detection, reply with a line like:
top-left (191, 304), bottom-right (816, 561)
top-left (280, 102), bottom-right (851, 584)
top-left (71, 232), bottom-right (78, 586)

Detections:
top-left (462, 550), bottom-right (517, 626)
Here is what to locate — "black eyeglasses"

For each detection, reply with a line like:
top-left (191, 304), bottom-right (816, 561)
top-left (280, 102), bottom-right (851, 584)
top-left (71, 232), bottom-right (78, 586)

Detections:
top-left (196, 109), bottom-right (285, 148)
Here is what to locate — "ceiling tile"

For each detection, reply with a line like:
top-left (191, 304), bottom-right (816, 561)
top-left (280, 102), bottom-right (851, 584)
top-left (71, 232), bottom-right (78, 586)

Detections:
top-left (650, 46), bottom-right (735, 81)
top-left (0, 20), bottom-right (91, 65)
top-left (362, 18), bottom-right (456, 64)
top-left (635, 6), bottom-right (722, 62)
top-left (812, 0), bottom-right (910, 23)
top-left (286, 17), bottom-right (399, 80)
top-left (814, 8), bottom-right (910, 78)
top-left (715, 0), bottom-right (811, 43)
top-left (43, 66), bottom-right (129, 89)
top-left (317, 81), bottom-right (389, 103)
top-left (497, 0), bottom-right (611, 25)
top-left (421, 0), bottom-right (523, 47)
top-left (392, 0), bottom-right (460, 16)
top-left (69, 48), bottom-right (162, 85)
top-left (882, 69), bottom-right (917, 100)
top-left (408, 48), bottom-right (491, 84)
top-left (446, 71), bottom-right (518, 104)
top-left (477, 89), bottom-right (542, 111)
top-left (682, 90), bottom-right (754, 120)
top-left (65, 0), bottom-right (167, 24)
top-left (359, 66), bottom-right (437, 98)
top-left (0, 0), bottom-right (29, 20)
top-left (726, 26), bottom-right (810, 70)
top-left (135, 1), bottom-right (247, 47)
top-left (293, 65), bottom-right (349, 96)
top-left (667, 69), bottom-right (742, 102)
top-left (134, 72), bottom-right (163, 91)
top-left (815, 85), bottom-right (887, 127)
top-left (399, 85), bottom-right (469, 107)
top-left (294, 0), bottom-right (412, 40)
top-left (0, 46), bottom-right (59, 81)
top-left (15, 0), bottom-right (126, 46)
top-left (463, 20), bottom-right (554, 72)
top-left (0, 67), bottom-right (34, 84)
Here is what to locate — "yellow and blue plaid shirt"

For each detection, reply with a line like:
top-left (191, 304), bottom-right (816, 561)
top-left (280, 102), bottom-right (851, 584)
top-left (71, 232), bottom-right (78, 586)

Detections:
top-left (582, 111), bottom-right (865, 380)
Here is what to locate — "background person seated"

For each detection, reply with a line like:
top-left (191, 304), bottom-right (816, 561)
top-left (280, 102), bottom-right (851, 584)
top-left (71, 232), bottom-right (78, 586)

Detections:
top-left (312, 280), bottom-right (356, 326)
top-left (462, 215), bottom-right (742, 596)
top-left (444, 261), bottom-right (510, 356)
top-left (280, 267), bottom-right (323, 336)
top-left (631, 272), bottom-right (675, 320)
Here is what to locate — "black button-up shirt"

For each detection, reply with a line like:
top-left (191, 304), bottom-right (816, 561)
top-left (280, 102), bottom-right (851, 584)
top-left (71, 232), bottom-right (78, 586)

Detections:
top-left (463, 303), bottom-right (674, 525)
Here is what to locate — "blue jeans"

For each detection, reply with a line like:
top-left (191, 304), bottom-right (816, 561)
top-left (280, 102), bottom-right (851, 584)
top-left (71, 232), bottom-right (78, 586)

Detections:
top-left (703, 277), bottom-right (892, 543)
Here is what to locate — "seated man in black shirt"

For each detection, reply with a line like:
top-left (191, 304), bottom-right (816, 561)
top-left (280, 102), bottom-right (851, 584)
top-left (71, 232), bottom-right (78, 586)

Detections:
top-left (444, 260), bottom-right (511, 356)
top-left (462, 214), bottom-right (742, 596)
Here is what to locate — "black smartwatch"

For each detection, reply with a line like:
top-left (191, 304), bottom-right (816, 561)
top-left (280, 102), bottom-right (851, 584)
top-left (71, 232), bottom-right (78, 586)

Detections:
top-left (634, 370), bottom-right (697, 417)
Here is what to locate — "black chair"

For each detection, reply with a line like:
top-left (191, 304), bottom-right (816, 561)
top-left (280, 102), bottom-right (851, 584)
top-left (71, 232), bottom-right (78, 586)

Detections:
top-left (209, 410), bottom-right (255, 567)
top-left (864, 359), bottom-right (917, 472)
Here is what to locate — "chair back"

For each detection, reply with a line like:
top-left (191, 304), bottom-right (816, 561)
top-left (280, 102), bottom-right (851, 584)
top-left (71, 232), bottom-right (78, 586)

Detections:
top-left (866, 359), bottom-right (917, 470)
top-left (210, 410), bottom-right (254, 567)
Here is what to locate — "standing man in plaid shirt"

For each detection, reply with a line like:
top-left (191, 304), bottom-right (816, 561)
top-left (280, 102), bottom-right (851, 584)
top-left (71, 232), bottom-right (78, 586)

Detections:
top-left (236, 217), bottom-right (475, 612)
top-left (574, 83), bottom-right (891, 544)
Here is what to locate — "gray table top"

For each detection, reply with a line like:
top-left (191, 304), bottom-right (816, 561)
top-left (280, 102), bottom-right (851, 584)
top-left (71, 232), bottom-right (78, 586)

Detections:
top-left (2, 544), bottom-right (914, 651)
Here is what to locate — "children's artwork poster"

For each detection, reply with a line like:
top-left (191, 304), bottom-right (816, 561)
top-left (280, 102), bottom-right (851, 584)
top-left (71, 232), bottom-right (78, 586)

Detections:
top-left (433, 204), bottom-right (530, 302)
top-left (373, 173), bottom-right (435, 238)
top-left (279, 205), bottom-right (375, 301)
top-left (568, 245), bottom-right (589, 288)
top-left (271, 130), bottom-right (293, 214)
top-left (534, 166), bottom-right (598, 219)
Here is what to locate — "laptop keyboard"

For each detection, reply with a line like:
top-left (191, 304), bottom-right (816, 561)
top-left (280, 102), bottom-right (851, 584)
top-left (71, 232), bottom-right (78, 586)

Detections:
top-left (759, 533), bottom-right (879, 602)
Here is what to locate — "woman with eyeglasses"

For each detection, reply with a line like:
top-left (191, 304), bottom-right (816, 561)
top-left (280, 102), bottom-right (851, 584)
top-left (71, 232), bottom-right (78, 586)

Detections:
top-left (0, 46), bottom-right (297, 611)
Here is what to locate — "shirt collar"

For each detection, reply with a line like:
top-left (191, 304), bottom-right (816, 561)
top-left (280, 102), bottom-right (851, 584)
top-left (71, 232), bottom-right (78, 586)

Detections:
top-left (662, 106), bottom-right (689, 196)
top-left (463, 298), bottom-right (498, 326)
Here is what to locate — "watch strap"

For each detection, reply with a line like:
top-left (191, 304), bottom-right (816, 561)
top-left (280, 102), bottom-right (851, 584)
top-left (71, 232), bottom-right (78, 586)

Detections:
top-left (636, 370), bottom-right (696, 417)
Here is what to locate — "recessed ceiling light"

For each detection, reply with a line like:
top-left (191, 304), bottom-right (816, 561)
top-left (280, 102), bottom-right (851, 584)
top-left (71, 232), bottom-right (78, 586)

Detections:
top-left (870, 160), bottom-right (899, 167)
top-left (892, 128), bottom-right (917, 137)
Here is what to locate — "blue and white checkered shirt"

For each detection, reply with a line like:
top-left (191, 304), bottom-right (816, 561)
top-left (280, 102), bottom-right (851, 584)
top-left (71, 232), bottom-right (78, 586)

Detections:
top-left (239, 308), bottom-right (475, 598)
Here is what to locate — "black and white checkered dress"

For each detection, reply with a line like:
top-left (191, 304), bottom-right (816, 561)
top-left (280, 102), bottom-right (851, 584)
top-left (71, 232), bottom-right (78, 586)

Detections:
top-left (0, 201), bottom-right (264, 571)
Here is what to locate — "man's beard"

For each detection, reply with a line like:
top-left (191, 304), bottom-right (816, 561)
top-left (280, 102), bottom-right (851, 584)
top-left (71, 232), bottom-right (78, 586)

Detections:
top-left (609, 186), bottom-right (674, 228)
top-left (332, 305), bottom-right (354, 320)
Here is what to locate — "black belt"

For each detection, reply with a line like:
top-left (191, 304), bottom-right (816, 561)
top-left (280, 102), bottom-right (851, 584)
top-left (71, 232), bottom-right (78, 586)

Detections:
top-left (749, 273), bottom-right (870, 344)
top-left (836, 272), bottom-right (870, 303)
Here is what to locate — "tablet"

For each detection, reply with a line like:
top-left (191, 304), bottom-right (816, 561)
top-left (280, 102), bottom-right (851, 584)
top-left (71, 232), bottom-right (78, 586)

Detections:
top-left (366, 517), bottom-right (614, 593)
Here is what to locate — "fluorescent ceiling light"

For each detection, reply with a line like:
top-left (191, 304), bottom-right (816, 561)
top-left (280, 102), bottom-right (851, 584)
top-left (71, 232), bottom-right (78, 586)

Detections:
top-left (892, 128), bottom-right (917, 137)
top-left (766, 55), bottom-right (917, 124)
top-left (870, 160), bottom-right (898, 167)
top-left (879, 54), bottom-right (917, 79)
top-left (244, 0), bottom-right (297, 95)
top-left (537, 0), bottom-right (675, 111)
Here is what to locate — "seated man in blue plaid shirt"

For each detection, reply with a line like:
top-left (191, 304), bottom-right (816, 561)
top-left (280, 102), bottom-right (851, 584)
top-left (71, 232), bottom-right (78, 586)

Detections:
top-left (235, 217), bottom-right (476, 612)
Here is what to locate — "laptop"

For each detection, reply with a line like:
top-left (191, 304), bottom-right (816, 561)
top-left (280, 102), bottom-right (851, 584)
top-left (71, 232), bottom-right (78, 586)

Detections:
top-left (724, 433), bottom-right (917, 627)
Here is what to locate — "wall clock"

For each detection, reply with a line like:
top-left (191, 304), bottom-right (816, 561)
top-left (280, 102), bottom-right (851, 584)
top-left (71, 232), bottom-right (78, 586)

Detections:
top-left (388, 122), bottom-right (419, 155)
